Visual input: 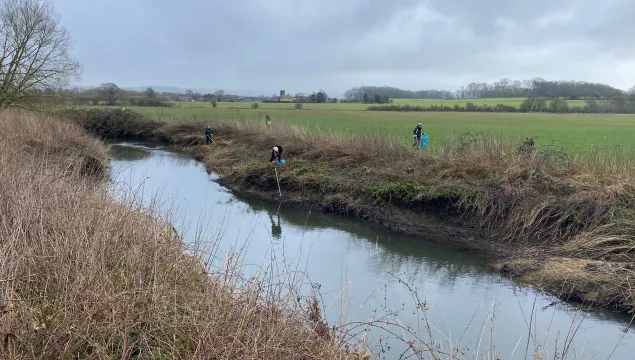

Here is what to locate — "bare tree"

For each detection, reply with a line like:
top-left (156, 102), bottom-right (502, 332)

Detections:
top-left (213, 89), bottom-right (225, 101)
top-left (0, 0), bottom-right (81, 109)
top-left (145, 87), bottom-right (155, 99)
top-left (628, 85), bottom-right (635, 100)
top-left (184, 89), bottom-right (193, 96)
top-left (98, 83), bottom-right (120, 105)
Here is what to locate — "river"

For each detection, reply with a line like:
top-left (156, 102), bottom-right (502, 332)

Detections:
top-left (108, 141), bottom-right (634, 359)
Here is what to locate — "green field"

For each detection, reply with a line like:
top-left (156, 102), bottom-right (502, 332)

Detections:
top-left (115, 105), bottom-right (635, 155)
top-left (166, 97), bottom-right (588, 111)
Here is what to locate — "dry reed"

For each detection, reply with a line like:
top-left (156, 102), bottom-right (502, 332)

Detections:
top-left (0, 110), bottom-right (348, 359)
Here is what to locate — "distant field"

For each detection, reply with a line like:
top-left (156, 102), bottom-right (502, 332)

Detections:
top-left (114, 105), bottom-right (635, 155)
top-left (165, 97), bottom-right (588, 111)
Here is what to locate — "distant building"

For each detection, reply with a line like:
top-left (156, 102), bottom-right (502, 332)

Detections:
top-left (279, 94), bottom-right (294, 102)
top-left (180, 97), bottom-right (192, 101)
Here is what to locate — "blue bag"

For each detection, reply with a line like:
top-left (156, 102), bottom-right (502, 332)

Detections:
top-left (420, 134), bottom-right (429, 149)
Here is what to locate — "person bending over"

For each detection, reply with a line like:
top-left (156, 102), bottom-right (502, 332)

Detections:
top-left (269, 145), bottom-right (284, 165)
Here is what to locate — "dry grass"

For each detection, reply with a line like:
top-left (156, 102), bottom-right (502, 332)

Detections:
top-left (57, 108), bottom-right (635, 311)
top-left (0, 110), bottom-right (350, 359)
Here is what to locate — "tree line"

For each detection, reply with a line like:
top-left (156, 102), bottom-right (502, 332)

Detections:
top-left (368, 96), bottom-right (635, 114)
top-left (344, 79), bottom-right (634, 102)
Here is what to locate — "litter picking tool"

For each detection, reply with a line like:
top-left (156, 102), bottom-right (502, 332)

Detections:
top-left (206, 135), bottom-right (215, 144)
top-left (274, 166), bottom-right (282, 197)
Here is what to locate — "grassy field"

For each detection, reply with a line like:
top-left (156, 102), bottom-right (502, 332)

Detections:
top-left (114, 105), bottom-right (635, 155)
top-left (167, 97), bottom-right (588, 111)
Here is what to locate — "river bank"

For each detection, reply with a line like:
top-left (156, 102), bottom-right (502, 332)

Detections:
top-left (0, 110), bottom-right (347, 359)
top-left (60, 108), bottom-right (635, 314)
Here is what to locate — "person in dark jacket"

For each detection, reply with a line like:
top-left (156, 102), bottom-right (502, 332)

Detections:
top-left (412, 123), bottom-right (422, 148)
top-left (205, 126), bottom-right (213, 145)
top-left (269, 145), bottom-right (283, 165)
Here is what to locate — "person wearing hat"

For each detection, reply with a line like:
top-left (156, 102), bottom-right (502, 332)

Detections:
top-left (412, 122), bottom-right (423, 148)
top-left (269, 145), bottom-right (284, 165)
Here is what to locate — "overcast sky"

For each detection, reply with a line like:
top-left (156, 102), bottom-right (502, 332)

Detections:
top-left (52, 0), bottom-right (634, 95)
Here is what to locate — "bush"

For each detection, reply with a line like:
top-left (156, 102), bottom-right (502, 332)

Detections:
top-left (251, 102), bottom-right (259, 109)
top-left (494, 104), bottom-right (517, 112)
top-left (549, 98), bottom-right (570, 113)
top-left (520, 97), bottom-right (549, 112)
top-left (56, 108), bottom-right (162, 138)
top-left (211, 99), bottom-right (217, 108)
top-left (295, 103), bottom-right (303, 110)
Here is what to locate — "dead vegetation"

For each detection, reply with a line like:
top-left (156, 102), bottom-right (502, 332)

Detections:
top-left (1, 108), bottom-right (587, 360)
top-left (58, 108), bottom-right (635, 312)
top-left (0, 110), bottom-right (351, 359)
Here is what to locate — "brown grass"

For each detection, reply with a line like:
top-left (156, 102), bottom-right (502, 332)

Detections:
top-left (0, 110), bottom-right (350, 359)
top-left (57, 108), bottom-right (635, 312)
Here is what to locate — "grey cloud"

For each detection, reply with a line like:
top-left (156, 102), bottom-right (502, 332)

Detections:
top-left (51, 0), bottom-right (635, 93)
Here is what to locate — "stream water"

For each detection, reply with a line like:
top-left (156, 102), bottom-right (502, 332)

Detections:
top-left (109, 141), bottom-right (634, 359)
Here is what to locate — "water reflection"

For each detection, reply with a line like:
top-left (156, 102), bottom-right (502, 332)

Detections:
top-left (268, 203), bottom-right (283, 239)
top-left (109, 144), bottom-right (152, 162)
top-left (108, 142), bottom-right (635, 360)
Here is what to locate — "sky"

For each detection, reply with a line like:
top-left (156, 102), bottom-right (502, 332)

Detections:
top-left (52, 0), bottom-right (635, 96)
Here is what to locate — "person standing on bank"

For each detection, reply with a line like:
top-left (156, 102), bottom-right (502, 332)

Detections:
top-left (412, 122), bottom-right (423, 148)
top-left (205, 126), bottom-right (213, 145)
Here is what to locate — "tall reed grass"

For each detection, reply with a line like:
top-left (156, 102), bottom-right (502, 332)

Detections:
top-left (0, 111), bottom-right (347, 359)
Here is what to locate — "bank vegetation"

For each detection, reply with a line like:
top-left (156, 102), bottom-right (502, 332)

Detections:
top-left (0, 110), bottom-right (351, 359)
top-left (59, 108), bottom-right (635, 314)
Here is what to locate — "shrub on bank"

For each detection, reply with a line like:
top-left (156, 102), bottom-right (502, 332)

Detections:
top-left (56, 108), bottom-right (162, 138)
